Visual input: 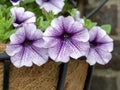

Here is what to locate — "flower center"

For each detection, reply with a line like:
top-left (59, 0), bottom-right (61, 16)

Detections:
top-left (11, 0), bottom-right (19, 2)
top-left (60, 32), bottom-right (71, 40)
top-left (15, 19), bottom-right (23, 24)
top-left (22, 40), bottom-right (33, 47)
top-left (90, 40), bottom-right (98, 47)
top-left (43, 0), bottom-right (49, 2)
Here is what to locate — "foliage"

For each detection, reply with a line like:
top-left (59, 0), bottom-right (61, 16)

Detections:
top-left (68, 8), bottom-right (77, 17)
top-left (56, 62), bottom-right (62, 66)
top-left (101, 24), bottom-right (111, 34)
top-left (0, 0), bottom-right (111, 43)
top-left (36, 10), bottom-right (55, 31)
top-left (83, 17), bottom-right (97, 30)
top-left (0, 5), bottom-right (15, 43)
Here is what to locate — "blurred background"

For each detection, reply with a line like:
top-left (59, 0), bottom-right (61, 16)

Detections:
top-left (75, 0), bottom-right (120, 90)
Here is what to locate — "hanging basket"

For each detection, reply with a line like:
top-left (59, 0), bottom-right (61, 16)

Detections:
top-left (0, 43), bottom-right (91, 90)
top-left (0, 0), bottom-right (112, 90)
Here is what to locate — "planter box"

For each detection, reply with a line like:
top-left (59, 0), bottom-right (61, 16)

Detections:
top-left (0, 44), bottom-right (89, 90)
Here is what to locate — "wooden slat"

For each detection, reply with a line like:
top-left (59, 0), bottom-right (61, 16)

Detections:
top-left (65, 60), bottom-right (89, 90)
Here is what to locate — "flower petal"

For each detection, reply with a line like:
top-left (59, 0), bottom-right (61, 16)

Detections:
top-left (89, 26), bottom-right (113, 52)
top-left (50, 0), bottom-right (65, 10)
top-left (36, 0), bottom-right (64, 14)
top-left (89, 26), bottom-right (106, 42)
top-left (21, 11), bottom-right (36, 23)
top-left (48, 41), bottom-right (71, 63)
top-left (30, 46), bottom-right (48, 66)
top-left (44, 26), bottom-right (62, 37)
top-left (86, 48), bottom-right (97, 65)
top-left (43, 36), bottom-right (61, 48)
top-left (11, 7), bottom-right (36, 27)
top-left (69, 40), bottom-right (90, 59)
top-left (32, 39), bottom-right (44, 48)
top-left (96, 42), bottom-right (113, 52)
top-left (11, 46), bottom-right (48, 68)
top-left (11, 47), bottom-right (33, 68)
top-left (86, 48), bottom-right (112, 65)
top-left (71, 22), bottom-right (89, 42)
top-left (23, 24), bottom-right (38, 40)
top-left (10, 27), bottom-right (25, 44)
top-left (44, 16), bottom-right (64, 37)
top-left (96, 48), bottom-right (112, 65)
top-left (42, 3), bottom-right (61, 14)
top-left (51, 16), bottom-right (63, 29)
top-left (10, 0), bottom-right (22, 5)
top-left (11, 7), bottom-right (25, 19)
top-left (6, 44), bottom-right (23, 56)
top-left (96, 35), bottom-right (113, 52)
top-left (35, 0), bottom-right (43, 6)
top-left (62, 16), bottom-right (74, 32)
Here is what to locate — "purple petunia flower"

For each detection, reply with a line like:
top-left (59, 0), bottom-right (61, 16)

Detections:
top-left (10, 0), bottom-right (23, 5)
top-left (35, 0), bottom-right (65, 14)
top-left (43, 16), bottom-right (89, 63)
top-left (6, 24), bottom-right (48, 68)
top-left (10, 7), bottom-right (36, 28)
top-left (86, 26), bottom-right (113, 65)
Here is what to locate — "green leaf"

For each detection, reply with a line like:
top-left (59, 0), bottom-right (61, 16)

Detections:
top-left (0, 5), bottom-right (15, 43)
top-left (42, 9), bottom-right (54, 20)
top-left (60, 0), bottom-right (73, 15)
top-left (83, 17), bottom-right (97, 30)
top-left (2, 30), bottom-right (16, 43)
top-left (6, 17), bottom-right (14, 29)
top-left (56, 62), bottom-right (62, 66)
top-left (101, 24), bottom-right (111, 34)
top-left (0, 34), bottom-right (4, 40)
top-left (68, 9), bottom-right (77, 17)
top-left (36, 14), bottom-right (53, 31)
top-left (22, 0), bottom-right (35, 4)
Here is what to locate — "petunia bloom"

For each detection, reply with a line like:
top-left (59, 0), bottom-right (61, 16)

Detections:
top-left (10, 7), bottom-right (36, 28)
top-left (86, 26), bottom-right (113, 65)
top-left (10, 0), bottom-right (23, 5)
top-left (43, 16), bottom-right (89, 63)
top-left (35, 0), bottom-right (65, 14)
top-left (6, 24), bottom-right (48, 68)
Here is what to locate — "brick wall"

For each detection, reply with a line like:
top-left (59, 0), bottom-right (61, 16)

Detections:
top-left (84, 0), bottom-right (120, 90)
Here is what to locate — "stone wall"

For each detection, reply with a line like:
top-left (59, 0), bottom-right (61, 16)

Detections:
top-left (84, 0), bottom-right (120, 90)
